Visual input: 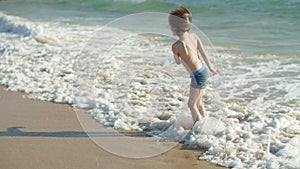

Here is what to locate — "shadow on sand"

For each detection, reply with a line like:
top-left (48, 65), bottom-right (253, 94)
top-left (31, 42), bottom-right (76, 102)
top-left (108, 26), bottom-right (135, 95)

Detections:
top-left (0, 126), bottom-right (150, 138)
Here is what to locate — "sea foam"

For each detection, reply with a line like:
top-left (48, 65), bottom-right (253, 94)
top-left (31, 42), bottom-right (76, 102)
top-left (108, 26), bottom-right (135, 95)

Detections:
top-left (0, 13), bottom-right (299, 169)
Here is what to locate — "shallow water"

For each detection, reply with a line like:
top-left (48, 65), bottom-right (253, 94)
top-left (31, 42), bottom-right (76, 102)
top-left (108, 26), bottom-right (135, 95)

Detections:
top-left (0, 0), bottom-right (299, 168)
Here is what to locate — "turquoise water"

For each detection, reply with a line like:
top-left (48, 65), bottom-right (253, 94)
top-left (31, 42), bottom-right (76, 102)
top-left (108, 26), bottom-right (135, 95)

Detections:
top-left (1, 1), bottom-right (300, 167)
top-left (1, 0), bottom-right (299, 55)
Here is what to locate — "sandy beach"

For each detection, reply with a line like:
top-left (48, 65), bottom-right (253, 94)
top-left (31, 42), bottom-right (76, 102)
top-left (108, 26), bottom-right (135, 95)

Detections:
top-left (0, 86), bottom-right (226, 169)
top-left (1, 0), bottom-right (299, 168)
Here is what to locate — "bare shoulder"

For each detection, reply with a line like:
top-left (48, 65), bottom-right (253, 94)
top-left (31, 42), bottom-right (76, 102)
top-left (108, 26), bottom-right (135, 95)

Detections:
top-left (191, 32), bottom-right (203, 48)
top-left (172, 40), bottom-right (182, 48)
top-left (172, 40), bottom-right (189, 57)
top-left (172, 40), bottom-right (183, 51)
top-left (191, 32), bottom-right (200, 41)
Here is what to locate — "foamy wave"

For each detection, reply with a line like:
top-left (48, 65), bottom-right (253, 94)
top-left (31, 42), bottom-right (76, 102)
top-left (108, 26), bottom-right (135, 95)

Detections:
top-left (0, 13), bottom-right (299, 169)
top-left (0, 13), bottom-right (94, 103)
top-left (0, 13), bottom-right (37, 37)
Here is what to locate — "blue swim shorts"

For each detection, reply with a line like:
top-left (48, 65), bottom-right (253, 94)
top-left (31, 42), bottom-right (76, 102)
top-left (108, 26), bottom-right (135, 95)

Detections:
top-left (190, 66), bottom-right (208, 89)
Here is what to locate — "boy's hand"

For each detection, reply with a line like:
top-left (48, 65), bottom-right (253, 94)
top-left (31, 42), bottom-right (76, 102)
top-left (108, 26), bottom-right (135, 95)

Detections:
top-left (210, 67), bottom-right (220, 75)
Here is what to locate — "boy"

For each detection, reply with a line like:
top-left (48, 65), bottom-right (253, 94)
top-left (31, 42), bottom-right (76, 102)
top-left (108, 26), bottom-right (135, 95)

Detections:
top-left (169, 6), bottom-right (219, 123)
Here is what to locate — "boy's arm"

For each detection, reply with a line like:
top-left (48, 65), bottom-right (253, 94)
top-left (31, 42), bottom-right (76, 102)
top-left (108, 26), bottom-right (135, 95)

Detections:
top-left (196, 35), bottom-right (219, 74)
top-left (172, 44), bottom-right (181, 65)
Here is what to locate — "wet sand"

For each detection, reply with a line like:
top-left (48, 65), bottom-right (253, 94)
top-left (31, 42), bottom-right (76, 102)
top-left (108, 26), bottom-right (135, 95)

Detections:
top-left (0, 86), bottom-right (226, 169)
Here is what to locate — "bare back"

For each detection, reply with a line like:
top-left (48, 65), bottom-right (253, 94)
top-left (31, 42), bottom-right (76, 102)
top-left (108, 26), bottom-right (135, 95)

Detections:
top-left (172, 33), bottom-right (203, 73)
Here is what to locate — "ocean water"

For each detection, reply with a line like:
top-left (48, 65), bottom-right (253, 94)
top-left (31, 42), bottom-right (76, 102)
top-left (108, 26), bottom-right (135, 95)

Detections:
top-left (0, 0), bottom-right (300, 168)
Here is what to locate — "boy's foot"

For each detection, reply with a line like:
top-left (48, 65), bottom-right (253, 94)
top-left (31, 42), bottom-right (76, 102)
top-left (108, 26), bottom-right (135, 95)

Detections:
top-left (192, 116), bottom-right (209, 133)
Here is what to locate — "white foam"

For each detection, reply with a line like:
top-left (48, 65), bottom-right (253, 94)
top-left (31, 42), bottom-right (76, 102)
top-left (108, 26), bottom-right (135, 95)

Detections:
top-left (0, 13), bottom-right (299, 169)
top-left (0, 13), bottom-right (36, 37)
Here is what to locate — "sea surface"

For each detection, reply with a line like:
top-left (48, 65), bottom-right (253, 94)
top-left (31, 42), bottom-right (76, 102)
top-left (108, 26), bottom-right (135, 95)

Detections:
top-left (0, 0), bottom-right (299, 168)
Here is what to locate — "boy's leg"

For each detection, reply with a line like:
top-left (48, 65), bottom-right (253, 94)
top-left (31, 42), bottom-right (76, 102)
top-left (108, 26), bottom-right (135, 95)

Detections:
top-left (196, 89), bottom-right (206, 117)
top-left (188, 87), bottom-right (201, 122)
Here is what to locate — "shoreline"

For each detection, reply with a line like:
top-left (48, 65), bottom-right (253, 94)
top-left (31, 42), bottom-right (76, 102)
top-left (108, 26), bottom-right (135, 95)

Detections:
top-left (0, 85), bottom-right (226, 169)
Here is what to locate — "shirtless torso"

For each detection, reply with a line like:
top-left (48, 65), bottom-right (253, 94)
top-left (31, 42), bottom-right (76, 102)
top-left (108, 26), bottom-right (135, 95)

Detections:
top-left (169, 5), bottom-right (218, 123)
top-left (171, 32), bottom-right (203, 74)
